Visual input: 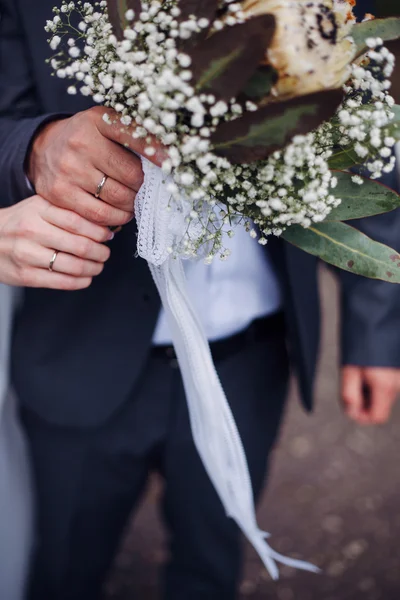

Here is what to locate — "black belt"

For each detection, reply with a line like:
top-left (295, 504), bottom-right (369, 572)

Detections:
top-left (151, 312), bottom-right (285, 365)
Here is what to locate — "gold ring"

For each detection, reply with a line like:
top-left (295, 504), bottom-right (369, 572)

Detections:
top-left (49, 250), bottom-right (59, 272)
top-left (95, 174), bottom-right (108, 199)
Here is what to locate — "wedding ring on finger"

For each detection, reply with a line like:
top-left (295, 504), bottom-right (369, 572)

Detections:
top-left (48, 250), bottom-right (59, 272)
top-left (95, 174), bottom-right (108, 199)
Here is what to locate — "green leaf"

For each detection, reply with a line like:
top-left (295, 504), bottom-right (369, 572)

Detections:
top-left (107, 0), bottom-right (141, 40)
top-left (326, 171), bottom-right (400, 220)
top-left (352, 17), bottom-right (400, 55)
top-left (190, 15), bottom-right (275, 100)
top-left (242, 66), bottom-right (277, 101)
top-left (282, 221), bottom-right (400, 283)
top-left (392, 104), bottom-right (400, 120)
top-left (328, 147), bottom-right (361, 170)
top-left (391, 104), bottom-right (400, 140)
top-left (211, 90), bottom-right (343, 164)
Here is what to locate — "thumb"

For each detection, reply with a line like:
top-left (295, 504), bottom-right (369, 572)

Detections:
top-left (341, 366), bottom-right (365, 423)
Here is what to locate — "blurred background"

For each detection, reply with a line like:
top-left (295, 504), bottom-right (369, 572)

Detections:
top-left (103, 264), bottom-right (400, 600)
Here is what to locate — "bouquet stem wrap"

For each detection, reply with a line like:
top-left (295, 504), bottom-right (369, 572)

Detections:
top-left (135, 158), bottom-right (319, 579)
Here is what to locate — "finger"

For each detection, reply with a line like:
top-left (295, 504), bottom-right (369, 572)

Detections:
top-left (51, 251), bottom-right (105, 278)
top-left (53, 185), bottom-right (133, 226)
top-left (87, 168), bottom-right (137, 213)
top-left (95, 108), bottom-right (168, 167)
top-left (34, 220), bottom-right (111, 263)
top-left (19, 267), bottom-right (92, 291)
top-left (341, 366), bottom-right (369, 424)
top-left (14, 240), bottom-right (105, 278)
top-left (43, 204), bottom-right (114, 243)
top-left (93, 138), bottom-right (144, 192)
top-left (364, 370), bottom-right (398, 424)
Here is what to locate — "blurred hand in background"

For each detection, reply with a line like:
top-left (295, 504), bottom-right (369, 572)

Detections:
top-left (342, 366), bottom-right (400, 425)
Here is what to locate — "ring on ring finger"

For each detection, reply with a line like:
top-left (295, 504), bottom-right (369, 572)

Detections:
top-left (95, 174), bottom-right (108, 199)
top-left (49, 250), bottom-right (59, 272)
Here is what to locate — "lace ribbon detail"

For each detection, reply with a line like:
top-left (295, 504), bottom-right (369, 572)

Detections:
top-left (135, 158), bottom-right (319, 579)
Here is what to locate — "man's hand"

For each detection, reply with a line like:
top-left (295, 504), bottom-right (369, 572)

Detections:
top-left (27, 107), bottom-right (167, 226)
top-left (341, 366), bottom-right (400, 425)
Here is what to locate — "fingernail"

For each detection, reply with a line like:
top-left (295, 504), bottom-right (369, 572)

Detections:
top-left (108, 231), bottom-right (115, 241)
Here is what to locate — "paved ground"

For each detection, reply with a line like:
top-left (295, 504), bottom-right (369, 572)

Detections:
top-left (104, 268), bottom-right (400, 600)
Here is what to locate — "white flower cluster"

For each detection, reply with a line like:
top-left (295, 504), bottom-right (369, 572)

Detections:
top-left (46, 1), bottom-right (398, 257)
top-left (317, 38), bottom-right (397, 183)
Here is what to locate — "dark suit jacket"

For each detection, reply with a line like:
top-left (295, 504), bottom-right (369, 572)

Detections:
top-left (1, 0), bottom-right (400, 427)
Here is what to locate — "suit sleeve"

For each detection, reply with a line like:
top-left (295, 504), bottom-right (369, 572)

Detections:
top-left (340, 168), bottom-right (400, 368)
top-left (0, 0), bottom-right (65, 206)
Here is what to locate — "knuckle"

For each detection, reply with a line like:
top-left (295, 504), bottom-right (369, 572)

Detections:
top-left (48, 177), bottom-right (66, 201)
top-left (13, 239), bottom-right (28, 264)
top-left (18, 216), bottom-right (36, 238)
top-left (70, 259), bottom-right (86, 277)
top-left (68, 131), bottom-right (86, 153)
top-left (107, 119), bottom-right (122, 141)
top-left (84, 204), bottom-right (108, 224)
top-left (59, 155), bottom-right (78, 177)
top-left (105, 180), bottom-right (134, 210)
top-left (76, 238), bottom-right (93, 257)
top-left (65, 212), bottom-right (82, 231)
top-left (88, 106), bottom-right (104, 121)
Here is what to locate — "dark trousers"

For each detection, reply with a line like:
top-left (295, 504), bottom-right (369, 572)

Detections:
top-left (21, 315), bottom-right (289, 600)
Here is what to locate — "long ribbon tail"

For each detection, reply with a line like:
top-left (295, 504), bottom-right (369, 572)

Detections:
top-left (150, 258), bottom-right (319, 579)
top-left (135, 158), bottom-right (320, 579)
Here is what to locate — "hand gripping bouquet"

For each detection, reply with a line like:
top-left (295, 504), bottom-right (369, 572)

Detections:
top-left (46, 0), bottom-right (400, 577)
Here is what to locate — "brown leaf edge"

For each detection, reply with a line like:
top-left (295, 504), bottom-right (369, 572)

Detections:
top-left (190, 14), bottom-right (275, 101)
top-left (107, 0), bottom-right (142, 40)
top-left (211, 89), bottom-right (343, 164)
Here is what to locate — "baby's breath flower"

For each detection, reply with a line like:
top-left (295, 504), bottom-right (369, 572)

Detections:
top-left (47, 1), bottom-right (398, 260)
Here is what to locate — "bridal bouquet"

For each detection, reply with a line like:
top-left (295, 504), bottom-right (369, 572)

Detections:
top-left (47, 0), bottom-right (400, 278)
top-left (46, 0), bottom-right (400, 579)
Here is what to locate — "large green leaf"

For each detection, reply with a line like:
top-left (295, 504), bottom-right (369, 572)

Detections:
top-left (352, 17), bottom-right (400, 55)
top-left (190, 15), bottom-right (275, 100)
top-left (282, 221), bottom-right (400, 282)
top-left (107, 0), bottom-right (141, 40)
top-left (211, 90), bottom-right (343, 164)
top-left (326, 171), bottom-right (400, 220)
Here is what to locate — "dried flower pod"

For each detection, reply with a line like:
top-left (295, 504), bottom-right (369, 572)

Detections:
top-left (241, 0), bottom-right (357, 99)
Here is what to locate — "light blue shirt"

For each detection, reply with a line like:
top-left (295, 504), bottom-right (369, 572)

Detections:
top-left (153, 225), bottom-right (282, 344)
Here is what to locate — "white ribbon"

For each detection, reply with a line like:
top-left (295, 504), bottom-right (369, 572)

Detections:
top-left (135, 158), bottom-right (319, 579)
